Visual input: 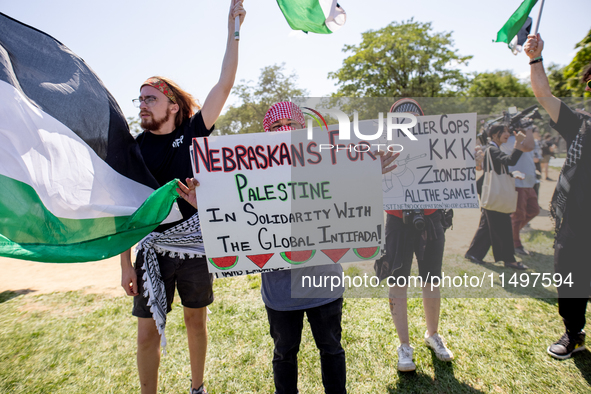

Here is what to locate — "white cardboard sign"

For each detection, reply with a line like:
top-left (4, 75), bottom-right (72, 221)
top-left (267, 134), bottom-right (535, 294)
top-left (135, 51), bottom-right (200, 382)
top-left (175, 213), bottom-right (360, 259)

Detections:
top-left (191, 128), bottom-right (385, 276)
top-left (370, 113), bottom-right (479, 210)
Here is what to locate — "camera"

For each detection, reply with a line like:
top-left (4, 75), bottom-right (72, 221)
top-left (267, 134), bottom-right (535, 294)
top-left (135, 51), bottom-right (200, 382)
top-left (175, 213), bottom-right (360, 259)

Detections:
top-left (479, 105), bottom-right (542, 144)
top-left (402, 209), bottom-right (425, 231)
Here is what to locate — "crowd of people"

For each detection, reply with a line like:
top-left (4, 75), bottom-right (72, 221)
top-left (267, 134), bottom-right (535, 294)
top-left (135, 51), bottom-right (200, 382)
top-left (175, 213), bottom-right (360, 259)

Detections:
top-left (115, 2), bottom-right (591, 390)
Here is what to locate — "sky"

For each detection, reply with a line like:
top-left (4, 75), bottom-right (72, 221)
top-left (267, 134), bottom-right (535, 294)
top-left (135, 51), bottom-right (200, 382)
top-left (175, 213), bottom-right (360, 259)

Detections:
top-left (1, 0), bottom-right (589, 120)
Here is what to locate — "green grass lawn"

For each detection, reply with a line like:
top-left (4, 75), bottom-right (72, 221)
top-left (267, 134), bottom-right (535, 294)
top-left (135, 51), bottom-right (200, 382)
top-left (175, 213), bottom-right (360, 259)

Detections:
top-left (1, 229), bottom-right (590, 393)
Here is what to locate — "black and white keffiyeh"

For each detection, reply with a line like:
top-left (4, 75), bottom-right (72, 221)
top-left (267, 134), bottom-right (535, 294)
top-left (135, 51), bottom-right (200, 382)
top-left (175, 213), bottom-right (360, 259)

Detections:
top-left (550, 121), bottom-right (588, 231)
top-left (135, 213), bottom-right (205, 351)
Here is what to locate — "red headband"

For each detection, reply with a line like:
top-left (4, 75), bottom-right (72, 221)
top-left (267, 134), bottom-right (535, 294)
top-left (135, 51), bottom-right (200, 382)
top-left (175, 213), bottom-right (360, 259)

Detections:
top-left (141, 77), bottom-right (177, 104)
top-left (263, 102), bottom-right (305, 132)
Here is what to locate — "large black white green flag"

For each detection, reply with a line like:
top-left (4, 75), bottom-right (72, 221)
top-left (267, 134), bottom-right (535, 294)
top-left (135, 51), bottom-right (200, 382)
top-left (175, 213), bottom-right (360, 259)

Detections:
top-left (0, 13), bottom-right (180, 263)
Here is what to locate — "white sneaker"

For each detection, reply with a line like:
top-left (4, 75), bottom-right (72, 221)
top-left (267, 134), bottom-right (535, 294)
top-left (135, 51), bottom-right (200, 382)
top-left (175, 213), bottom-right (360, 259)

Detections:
top-left (424, 331), bottom-right (454, 361)
top-left (397, 344), bottom-right (416, 371)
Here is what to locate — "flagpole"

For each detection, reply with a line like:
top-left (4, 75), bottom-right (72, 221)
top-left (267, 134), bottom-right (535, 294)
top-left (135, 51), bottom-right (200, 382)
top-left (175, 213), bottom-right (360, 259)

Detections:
top-left (234, 16), bottom-right (240, 40)
top-left (532, 0), bottom-right (545, 35)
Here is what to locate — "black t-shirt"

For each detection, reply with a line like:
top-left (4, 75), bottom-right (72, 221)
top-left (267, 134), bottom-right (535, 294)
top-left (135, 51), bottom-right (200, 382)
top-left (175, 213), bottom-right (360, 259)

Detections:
top-left (136, 111), bottom-right (214, 231)
top-left (550, 102), bottom-right (591, 234)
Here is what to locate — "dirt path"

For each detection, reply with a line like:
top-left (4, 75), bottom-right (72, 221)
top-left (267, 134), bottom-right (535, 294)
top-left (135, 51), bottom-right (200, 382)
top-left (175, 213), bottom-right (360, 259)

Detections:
top-left (0, 169), bottom-right (560, 297)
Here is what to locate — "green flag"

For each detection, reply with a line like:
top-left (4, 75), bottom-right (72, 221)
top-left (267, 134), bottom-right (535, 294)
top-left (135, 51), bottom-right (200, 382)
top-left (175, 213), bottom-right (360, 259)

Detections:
top-left (0, 13), bottom-right (182, 263)
top-left (495, 0), bottom-right (538, 44)
top-left (276, 0), bottom-right (346, 34)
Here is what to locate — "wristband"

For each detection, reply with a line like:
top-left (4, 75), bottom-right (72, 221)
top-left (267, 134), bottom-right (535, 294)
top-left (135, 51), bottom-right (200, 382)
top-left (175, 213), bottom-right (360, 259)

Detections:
top-left (529, 57), bottom-right (543, 65)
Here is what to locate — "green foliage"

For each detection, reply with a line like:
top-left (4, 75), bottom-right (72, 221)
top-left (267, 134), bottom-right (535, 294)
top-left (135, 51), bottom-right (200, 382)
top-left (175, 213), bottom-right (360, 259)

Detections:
top-left (215, 64), bottom-right (308, 135)
top-left (546, 63), bottom-right (572, 98)
top-left (328, 19), bottom-right (472, 98)
top-left (467, 70), bottom-right (533, 98)
top-left (344, 265), bottom-right (362, 277)
top-left (462, 71), bottom-right (535, 117)
top-left (126, 116), bottom-right (142, 138)
top-left (563, 28), bottom-right (591, 97)
top-left (1, 269), bottom-right (591, 393)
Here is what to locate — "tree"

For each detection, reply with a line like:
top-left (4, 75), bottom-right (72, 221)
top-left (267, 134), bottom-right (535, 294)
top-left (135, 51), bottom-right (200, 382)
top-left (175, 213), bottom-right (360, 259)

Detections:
top-left (215, 64), bottom-right (308, 135)
top-left (563, 28), bottom-right (591, 97)
top-left (459, 71), bottom-right (534, 119)
top-left (546, 63), bottom-right (571, 98)
top-left (328, 19), bottom-right (472, 98)
top-left (127, 116), bottom-right (142, 138)
top-left (467, 71), bottom-right (533, 98)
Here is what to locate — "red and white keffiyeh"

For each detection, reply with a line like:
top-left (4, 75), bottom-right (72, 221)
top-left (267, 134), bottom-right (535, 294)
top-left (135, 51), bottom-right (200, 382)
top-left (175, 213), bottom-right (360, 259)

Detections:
top-left (263, 101), bottom-right (305, 132)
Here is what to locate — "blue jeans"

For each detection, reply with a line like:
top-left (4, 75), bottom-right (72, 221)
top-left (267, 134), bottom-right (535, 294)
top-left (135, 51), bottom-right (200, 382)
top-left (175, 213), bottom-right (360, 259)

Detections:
top-left (265, 298), bottom-right (346, 394)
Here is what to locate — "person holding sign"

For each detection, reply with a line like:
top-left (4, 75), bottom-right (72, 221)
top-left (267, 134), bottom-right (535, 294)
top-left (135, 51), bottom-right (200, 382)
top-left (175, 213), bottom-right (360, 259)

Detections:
top-left (119, 2), bottom-right (246, 393)
top-left (374, 99), bottom-right (454, 372)
top-left (525, 33), bottom-right (591, 360)
top-left (260, 102), bottom-right (346, 394)
top-left (465, 124), bottom-right (528, 270)
top-left (179, 101), bottom-right (397, 393)
top-left (257, 101), bottom-right (398, 394)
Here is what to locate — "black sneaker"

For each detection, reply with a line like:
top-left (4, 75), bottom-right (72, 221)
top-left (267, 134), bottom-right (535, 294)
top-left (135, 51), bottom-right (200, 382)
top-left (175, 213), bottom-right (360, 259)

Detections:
top-left (547, 331), bottom-right (586, 359)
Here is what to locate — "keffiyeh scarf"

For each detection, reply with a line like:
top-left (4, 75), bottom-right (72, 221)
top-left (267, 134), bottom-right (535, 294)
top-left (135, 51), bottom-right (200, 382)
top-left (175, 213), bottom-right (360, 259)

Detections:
top-left (263, 101), bottom-right (305, 132)
top-left (550, 121), bottom-right (588, 231)
top-left (135, 213), bottom-right (205, 351)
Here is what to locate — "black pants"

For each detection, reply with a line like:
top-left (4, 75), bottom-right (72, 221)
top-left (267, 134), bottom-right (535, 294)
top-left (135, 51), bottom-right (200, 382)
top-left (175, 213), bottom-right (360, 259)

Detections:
top-left (467, 208), bottom-right (515, 263)
top-left (554, 224), bottom-right (591, 333)
top-left (266, 298), bottom-right (346, 394)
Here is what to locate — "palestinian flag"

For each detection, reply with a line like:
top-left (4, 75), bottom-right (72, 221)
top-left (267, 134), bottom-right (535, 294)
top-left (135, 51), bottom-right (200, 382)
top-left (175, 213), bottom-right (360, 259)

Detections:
top-left (495, 0), bottom-right (538, 45)
top-left (277, 0), bottom-right (346, 34)
top-left (0, 13), bottom-right (181, 263)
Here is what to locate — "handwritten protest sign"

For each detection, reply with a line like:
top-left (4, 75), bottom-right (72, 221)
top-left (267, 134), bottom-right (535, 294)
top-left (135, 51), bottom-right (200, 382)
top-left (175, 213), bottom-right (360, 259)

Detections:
top-left (191, 128), bottom-right (385, 276)
top-left (365, 113), bottom-right (479, 210)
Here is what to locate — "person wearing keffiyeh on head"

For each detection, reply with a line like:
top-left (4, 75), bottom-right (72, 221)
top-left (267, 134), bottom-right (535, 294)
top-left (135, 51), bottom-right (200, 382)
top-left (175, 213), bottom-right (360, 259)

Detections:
top-left (261, 101), bottom-right (347, 394)
top-left (118, 2), bottom-right (246, 394)
top-left (524, 34), bottom-right (591, 361)
top-left (256, 101), bottom-right (399, 394)
top-left (176, 101), bottom-right (399, 392)
top-left (262, 101), bottom-right (306, 132)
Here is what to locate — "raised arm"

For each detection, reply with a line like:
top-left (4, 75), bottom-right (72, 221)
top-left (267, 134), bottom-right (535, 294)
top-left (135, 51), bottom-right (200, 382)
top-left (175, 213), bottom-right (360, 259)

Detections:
top-left (523, 34), bottom-right (561, 123)
top-left (515, 126), bottom-right (535, 152)
top-left (201, 0), bottom-right (246, 130)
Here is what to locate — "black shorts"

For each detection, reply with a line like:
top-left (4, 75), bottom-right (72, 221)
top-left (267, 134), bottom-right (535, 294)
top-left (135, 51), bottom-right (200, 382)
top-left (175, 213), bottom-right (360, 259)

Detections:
top-left (132, 251), bottom-right (214, 318)
top-left (380, 211), bottom-right (445, 283)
